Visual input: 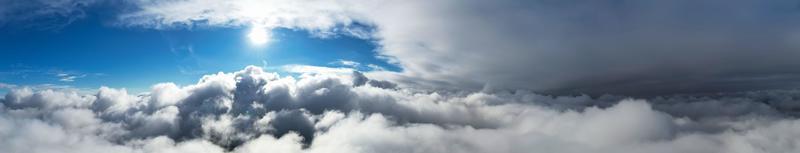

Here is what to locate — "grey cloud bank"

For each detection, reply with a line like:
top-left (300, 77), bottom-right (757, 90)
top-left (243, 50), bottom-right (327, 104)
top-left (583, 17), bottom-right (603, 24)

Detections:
top-left (2, 66), bottom-right (800, 153)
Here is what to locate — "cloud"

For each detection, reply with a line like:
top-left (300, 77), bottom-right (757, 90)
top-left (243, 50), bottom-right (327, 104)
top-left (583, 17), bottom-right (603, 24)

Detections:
top-left (56, 73), bottom-right (86, 82)
top-left (115, 0), bottom-right (362, 44)
top-left (282, 64), bottom-right (355, 75)
top-left (0, 82), bottom-right (16, 89)
top-left (330, 59), bottom-right (360, 68)
top-left (366, 64), bottom-right (385, 71)
top-left (2, 66), bottom-right (800, 153)
top-left (356, 0), bottom-right (800, 95)
top-left (108, 0), bottom-right (800, 96)
top-left (0, 0), bottom-right (98, 29)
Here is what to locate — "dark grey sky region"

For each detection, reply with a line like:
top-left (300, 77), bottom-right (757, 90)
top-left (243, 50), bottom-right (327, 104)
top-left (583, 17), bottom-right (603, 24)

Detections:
top-left (366, 0), bottom-right (800, 96)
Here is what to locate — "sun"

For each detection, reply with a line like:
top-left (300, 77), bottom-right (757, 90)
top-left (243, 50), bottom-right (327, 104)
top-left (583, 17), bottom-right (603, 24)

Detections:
top-left (247, 26), bottom-right (271, 45)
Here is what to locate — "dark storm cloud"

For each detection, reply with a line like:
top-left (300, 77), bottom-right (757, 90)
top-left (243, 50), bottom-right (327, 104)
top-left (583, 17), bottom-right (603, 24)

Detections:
top-left (359, 0), bottom-right (800, 96)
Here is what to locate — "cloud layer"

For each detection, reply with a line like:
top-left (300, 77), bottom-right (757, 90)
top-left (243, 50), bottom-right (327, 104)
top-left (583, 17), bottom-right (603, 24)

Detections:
top-left (2, 66), bottom-right (800, 153)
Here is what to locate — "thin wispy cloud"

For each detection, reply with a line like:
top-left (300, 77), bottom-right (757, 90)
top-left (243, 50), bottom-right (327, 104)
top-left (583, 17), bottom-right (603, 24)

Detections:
top-left (56, 73), bottom-right (86, 82)
top-left (330, 59), bottom-right (360, 68)
top-left (0, 82), bottom-right (16, 88)
top-left (0, 0), bottom-right (97, 30)
top-left (0, 64), bottom-right (99, 83)
top-left (282, 64), bottom-right (355, 75)
top-left (366, 64), bottom-right (385, 71)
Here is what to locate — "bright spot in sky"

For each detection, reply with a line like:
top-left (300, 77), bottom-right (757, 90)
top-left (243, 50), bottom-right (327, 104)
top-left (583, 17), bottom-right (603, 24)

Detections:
top-left (247, 26), bottom-right (270, 45)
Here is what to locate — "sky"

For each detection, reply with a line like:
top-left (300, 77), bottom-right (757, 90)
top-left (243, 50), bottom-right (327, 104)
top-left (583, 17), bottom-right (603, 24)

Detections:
top-left (0, 6), bottom-right (397, 94)
top-left (3, 0), bottom-right (800, 153)
top-left (4, 0), bottom-right (800, 96)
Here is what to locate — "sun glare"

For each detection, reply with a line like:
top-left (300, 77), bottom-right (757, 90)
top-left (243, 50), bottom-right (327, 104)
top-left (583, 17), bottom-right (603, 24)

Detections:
top-left (247, 26), bottom-right (270, 45)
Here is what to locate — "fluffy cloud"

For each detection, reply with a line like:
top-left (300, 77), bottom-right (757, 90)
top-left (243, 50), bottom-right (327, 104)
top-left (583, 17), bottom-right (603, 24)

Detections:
top-left (2, 66), bottom-right (800, 153)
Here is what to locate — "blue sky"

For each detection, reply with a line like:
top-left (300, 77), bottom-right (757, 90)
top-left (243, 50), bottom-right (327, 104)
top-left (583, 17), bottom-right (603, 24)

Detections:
top-left (0, 13), bottom-right (398, 94)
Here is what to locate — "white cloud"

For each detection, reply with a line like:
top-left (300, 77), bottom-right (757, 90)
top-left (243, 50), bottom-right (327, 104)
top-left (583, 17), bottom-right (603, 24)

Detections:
top-left (283, 64), bottom-right (355, 75)
top-left (117, 0), bottom-right (362, 45)
top-left (0, 82), bottom-right (16, 89)
top-left (2, 66), bottom-right (800, 153)
top-left (330, 59), bottom-right (360, 68)
top-left (366, 64), bottom-right (385, 71)
top-left (57, 73), bottom-right (86, 82)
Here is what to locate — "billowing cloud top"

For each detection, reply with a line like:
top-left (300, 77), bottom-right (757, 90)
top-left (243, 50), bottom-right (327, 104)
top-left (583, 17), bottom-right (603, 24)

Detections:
top-left (2, 66), bottom-right (800, 153)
